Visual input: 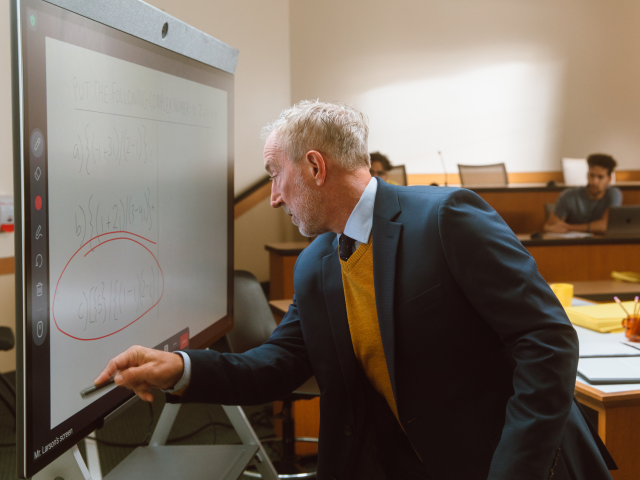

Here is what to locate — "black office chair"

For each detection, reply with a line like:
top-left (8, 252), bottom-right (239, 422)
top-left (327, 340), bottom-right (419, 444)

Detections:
top-left (229, 270), bottom-right (319, 479)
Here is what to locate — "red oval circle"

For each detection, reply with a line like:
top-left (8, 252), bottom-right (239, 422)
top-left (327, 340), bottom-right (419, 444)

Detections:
top-left (35, 195), bottom-right (42, 210)
top-left (52, 231), bottom-right (164, 341)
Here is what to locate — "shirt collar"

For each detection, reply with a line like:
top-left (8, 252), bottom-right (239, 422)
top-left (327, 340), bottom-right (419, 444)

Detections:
top-left (337, 177), bottom-right (378, 245)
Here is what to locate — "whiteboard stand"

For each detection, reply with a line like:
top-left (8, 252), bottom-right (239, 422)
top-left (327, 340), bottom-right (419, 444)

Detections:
top-left (101, 402), bottom-right (279, 480)
top-left (33, 403), bottom-right (278, 480)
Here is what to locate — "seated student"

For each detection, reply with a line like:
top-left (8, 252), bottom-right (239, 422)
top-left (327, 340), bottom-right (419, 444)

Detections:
top-left (544, 153), bottom-right (622, 234)
top-left (369, 152), bottom-right (398, 184)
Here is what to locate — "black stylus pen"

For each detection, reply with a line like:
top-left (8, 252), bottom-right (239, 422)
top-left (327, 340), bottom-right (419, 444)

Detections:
top-left (80, 376), bottom-right (116, 399)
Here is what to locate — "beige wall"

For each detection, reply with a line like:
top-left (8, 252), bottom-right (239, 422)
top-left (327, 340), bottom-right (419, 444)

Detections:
top-left (147, 0), bottom-right (292, 195)
top-left (290, 0), bottom-right (640, 176)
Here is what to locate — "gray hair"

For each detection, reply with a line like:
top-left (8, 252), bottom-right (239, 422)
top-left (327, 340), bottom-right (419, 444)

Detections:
top-left (261, 100), bottom-right (370, 170)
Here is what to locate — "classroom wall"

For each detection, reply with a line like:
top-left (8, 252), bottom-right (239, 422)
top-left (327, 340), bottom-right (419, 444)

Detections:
top-left (290, 0), bottom-right (640, 176)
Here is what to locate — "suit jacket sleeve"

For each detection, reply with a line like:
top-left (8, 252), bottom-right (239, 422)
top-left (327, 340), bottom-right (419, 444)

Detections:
top-left (169, 293), bottom-right (314, 406)
top-left (438, 189), bottom-right (579, 480)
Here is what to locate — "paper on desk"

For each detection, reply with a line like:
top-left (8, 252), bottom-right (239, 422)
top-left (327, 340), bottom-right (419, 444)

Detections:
top-left (564, 302), bottom-right (632, 333)
top-left (578, 357), bottom-right (640, 384)
top-left (545, 232), bottom-right (593, 239)
top-left (579, 342), bottom-right (640, 357)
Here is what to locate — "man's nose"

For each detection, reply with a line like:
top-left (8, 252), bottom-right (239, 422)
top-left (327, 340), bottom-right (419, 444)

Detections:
top-left (270, 183), bottom-right (283, 209)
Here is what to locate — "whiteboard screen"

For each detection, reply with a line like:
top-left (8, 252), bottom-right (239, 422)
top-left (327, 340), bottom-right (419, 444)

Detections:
top-left (15, 0), bottom-right (233, 476)
top-left (46, 36), bottom-right (228, 427)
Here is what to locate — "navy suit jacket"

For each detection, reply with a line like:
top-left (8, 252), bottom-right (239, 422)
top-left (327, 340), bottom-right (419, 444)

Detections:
top-left (175, 179), bottom-right (613, 480)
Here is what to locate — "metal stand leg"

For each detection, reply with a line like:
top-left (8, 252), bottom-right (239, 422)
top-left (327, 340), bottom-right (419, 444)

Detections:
top-left (33, 444), bottom-right (92, 480)
top-left (223, 405), bottom-right (279, 480)
top-left (149, 403), bottom-right (181, 446)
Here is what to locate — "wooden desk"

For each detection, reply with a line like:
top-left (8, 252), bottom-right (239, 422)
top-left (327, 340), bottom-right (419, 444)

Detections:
top-left (266, 235), bottom-right (640, 298)
top-left (469, 182), bottom-right (640, 234)
top-left (518, 234), bottom-right (640, 283)
top-left (575, 382), bottom-right (640, 480)
top-left (269, 299), bottom-right (292, 324)
top-left (572, 319), bottom-right (640, 480)
top-left (265, 242), bottom-right (309, 299)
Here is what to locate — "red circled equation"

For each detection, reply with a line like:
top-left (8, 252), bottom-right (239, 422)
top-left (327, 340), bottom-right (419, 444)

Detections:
top-left (52, 231), bottom-right (164, 341)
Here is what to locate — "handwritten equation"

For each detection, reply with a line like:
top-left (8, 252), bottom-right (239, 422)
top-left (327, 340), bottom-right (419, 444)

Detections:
top-left (75, 190), bottom-right (156, 248)
top-left (72, 123), bottom-right (154, 175)
top-left (78, 267), bottom-right (159, 331)
top-left (52, 233), bottom-right (164, 341)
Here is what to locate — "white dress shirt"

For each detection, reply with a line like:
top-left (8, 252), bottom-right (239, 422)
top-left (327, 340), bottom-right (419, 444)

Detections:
top-left (337, 177), bottom-right (378, 250)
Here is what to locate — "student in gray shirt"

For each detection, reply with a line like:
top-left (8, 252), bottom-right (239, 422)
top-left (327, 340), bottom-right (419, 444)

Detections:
top-left (544, 154), bottom-right (622, 234)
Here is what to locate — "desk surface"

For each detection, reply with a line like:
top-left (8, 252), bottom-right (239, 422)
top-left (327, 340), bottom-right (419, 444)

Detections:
top-left (409, 181), bottom-right (640, 193)
top-left (461, 181), bottom-right (640, 193)
top-left (269, 299), bottom-right (292, 316)
top-left (570, 281), bottom-right (640, 301)
top-left (575, 325), bottom-right (640, 397)
top-left (265, 234), bottom-right (640, 256)
top-left (517, 233), bottom-right (640, 247)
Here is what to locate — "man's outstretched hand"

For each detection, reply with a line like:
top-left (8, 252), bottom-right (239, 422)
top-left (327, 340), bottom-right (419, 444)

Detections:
top-left (94, 346), bottom-right (185, 402)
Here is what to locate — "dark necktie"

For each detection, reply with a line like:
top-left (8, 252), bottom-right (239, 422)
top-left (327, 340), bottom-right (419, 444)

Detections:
top-left (339, 234), bottom-right (356, 261)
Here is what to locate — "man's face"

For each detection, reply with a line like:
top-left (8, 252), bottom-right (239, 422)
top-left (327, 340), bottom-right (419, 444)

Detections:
top-left (264, 133), bottom-right (326, 237)
top-left (587, 165), bottom-right (611, 198)
top-left (370, 160), bottom-right (388, 181)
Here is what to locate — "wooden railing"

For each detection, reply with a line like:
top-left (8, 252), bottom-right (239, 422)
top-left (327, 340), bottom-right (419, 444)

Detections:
top-left (234, 175), bottom-right (271, 219)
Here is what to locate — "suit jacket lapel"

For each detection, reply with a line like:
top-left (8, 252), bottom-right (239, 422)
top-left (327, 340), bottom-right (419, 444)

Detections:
top-left (323, 238), bottom-right (360, 406)
top-left (372, 180), bottom-right (402, 404)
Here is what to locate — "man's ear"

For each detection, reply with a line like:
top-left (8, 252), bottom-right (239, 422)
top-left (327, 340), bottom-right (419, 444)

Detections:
top-left (305, 150), bottom-right (327, 186)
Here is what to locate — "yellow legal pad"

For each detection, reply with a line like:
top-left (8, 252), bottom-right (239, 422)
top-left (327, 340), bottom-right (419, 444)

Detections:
top-left (564, 302), bottom-right (635, 333)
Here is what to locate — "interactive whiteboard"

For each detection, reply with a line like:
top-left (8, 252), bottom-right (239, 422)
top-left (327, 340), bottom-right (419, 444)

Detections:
top-left (13, 0), bottom-right (236, 476)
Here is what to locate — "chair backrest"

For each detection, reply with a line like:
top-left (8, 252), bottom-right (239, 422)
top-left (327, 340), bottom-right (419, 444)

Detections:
top-left (387, 165), bottom-right (407, 186)
top-left (228, 270), bottom-right (278, 354)
top-left (457, 163), bottom-right (508, 187)
top-left (0, 327), bottom-right (14, 351)
top-left (561, 158), bottom-right (588, 186)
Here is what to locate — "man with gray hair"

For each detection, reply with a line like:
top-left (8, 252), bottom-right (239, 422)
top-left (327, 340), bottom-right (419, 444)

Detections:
top-left (97, 100), bottom-right (615, 479)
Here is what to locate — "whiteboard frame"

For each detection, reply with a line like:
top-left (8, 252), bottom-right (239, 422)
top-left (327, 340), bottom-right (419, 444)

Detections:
top-left (44, 0), bottom-right (239, 74)
top-left (11, 0), bottom-right (237, 477)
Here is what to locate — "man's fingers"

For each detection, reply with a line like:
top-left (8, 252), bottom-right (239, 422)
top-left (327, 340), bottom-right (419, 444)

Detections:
top-left (115, 364), bottom-right (150, 387)
top-left (133, 382), bottom-right (154, 402)
top-left (94, 346), bottom-right (147, 385)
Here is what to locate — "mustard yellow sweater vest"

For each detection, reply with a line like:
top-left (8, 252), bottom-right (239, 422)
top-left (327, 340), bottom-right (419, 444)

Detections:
top-left (340, 238), bottom-right (399, 421)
